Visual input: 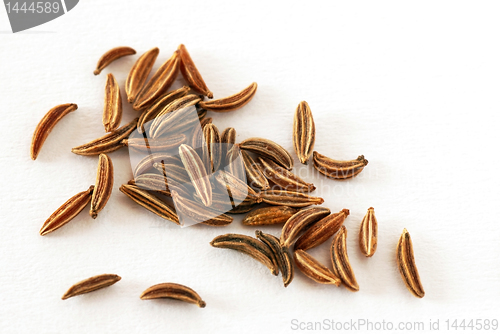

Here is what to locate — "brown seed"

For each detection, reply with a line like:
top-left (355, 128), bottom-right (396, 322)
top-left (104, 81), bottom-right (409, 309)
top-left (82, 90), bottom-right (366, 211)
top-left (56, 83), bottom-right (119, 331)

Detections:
top-left (256, 231), bottom-right (294, 287)
top-left (397, 229), bottom-right (425, 298)
top-left (94, 46), bottom-right (136, 75)
top-left (119, 184), bottom-right (179, 224)
top-left (293, 101), bottom-right (315, 164)
top-left (313, 151), bottom-right (368, 180)
top-left (210, 233), bottom-right (278, 275)
top-left (225, 145), bottom-right (246, 182)
top-left (62, 274), bottom-right (121, 300)
top-left (178, 144), bottom-right (212, 207)
top-left (242, 206), bottom-right (298, 226)
top-left (261, 190), bottom-right (324, 208)
top-left (152, 162), bottom-right (191, 185)
top-left (178, 44), bottom-right (213, 98)
top-left (71, 118), bottom-right (138, 156)
top-left (258, 157), bottom-right (315, 193)
top-left (294, 249), bottom-right (340, 285)
top-left (198, 82), bottom-right (257, 112)
top-left (193, 192), bottom-right (248, 213)
top-left (134, 154), bottom-right (184, 178)
top-left (280, 207), bottom-right (331, 248)
top-left (241, 150), bottom-right (269, 190)
top-left (214, 170), bottom-right (261, 203)
top-left (122, 134), bottom-right (186, 153)
top-left (331, 226), bottom-right (359, 291)
top-left (125, 47), bottom-right (159, 103)
top-left (137, 86), bottom-right (190, 133)
top-left (359, 207), bottom-right (378, 257)
top-left (133, 50), bottom-right (181, 110)
top-left (220, 127), bottom-right (237, 164)
top-left (102, 73), bottom-right (122, 132)
top-left (140, 283), bottom-right (206, 307)
top-left (39, 186), bottom-right (94, 236)
top-left (131, 173), bottom-right (190, 198)
top-left (31, 103), bottom-right (78, 160)
top-left (239, 137), bottom-right (294, 170)
top-left (202, 123), bottom-right (221, 173)
top-left (294, 209), bottom-right (349, 251)
top-left (90, 154), bottom-right (114, 219)
top-left (192, 117), bottom-right (213, 148)
top-left (171, 191), bottom-right (232, 226)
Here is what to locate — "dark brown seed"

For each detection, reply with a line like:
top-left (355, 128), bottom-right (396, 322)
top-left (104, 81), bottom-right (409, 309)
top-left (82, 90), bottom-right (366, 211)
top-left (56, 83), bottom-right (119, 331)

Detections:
top-left (239, 137), bottom-right (294, 170)
top-left (397, 229), bottom-right (425, 298)
top-left (280, 207), bottom-right (331, 248)
top-left (259, 157), bottom-right (315, 193)
top-left (241, 150), bottom-right (269, 190)
top-left (313, 152), bottom-right (368, 180)
top-left (256, 231), bottom-right (294, 287)
top-left (331, 226), bottom-right (359, 291)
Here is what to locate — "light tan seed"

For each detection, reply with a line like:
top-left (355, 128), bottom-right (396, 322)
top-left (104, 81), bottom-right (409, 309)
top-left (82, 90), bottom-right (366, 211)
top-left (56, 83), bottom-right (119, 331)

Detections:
top-left (192, 117), bottom-right (213, 148)
top-left (193, 192), bottom-right (244, 213)
top-left (241, 150), bottom-right (269, 190)
top-left (225, 145), bottom-right (246, 182)
top-left (178, 144), bottom-right (212, 207)
top-left (152, 162), bottom-right (191, 185)
top-left (331, 226), bottom-right (359, 291)
top-left (359, 207), bottom-right (378, 257)
top-left (280, 207), bottom-right (331, 248)
top-left (220, 127), bottom-right (236, 164)
top-left (71, 118), bottom-right (138, 156)
top-left (256, 231), bottom-right (294, 287)
top-left (134, 154), bottom-right (184, 178)
top-left (120, 184), bottom-right (179, 224)
top-left (31, 103), bottom-right (78, 160)
top-left (239, 137), bottom-right (294, 170)
top-left (259, 157), bottom-right (315, 193)
top-left (202, 123), bottom-right (221, 173)
top-left (242, 206), bottom-right (298, 226)
top-left (137, 86), bottom-right (190, 133)
top-left (293, 101), bottom-right (315, 164)
top-left (122, 134), bottom-right (186, 153)
top-left (261, 190), bottom-right (324, 208)
top-left (214, 170), bottom-right (261, 203)
top-left (210, 233), bottom-right (278, 275)
top-left (90, 154), bottom-right (113, 219)
top-left (130, 173), bottom-right (190, 198)
top-left (198, 82), bottom-right (257, 112)
top-left (313, 151), bottom-right (368, 180)
top-left (397, 229), bottom-right (425, 298)
top-left (133, 50), bottom-right (181, 110)
top-left (102, 73), bottom-right (122, 132)
top-left (294, 209), bottom-right (350, 251)
top-left (178, 44), bottom-right (213, 98)
top-left (94, 46), bottom-right (136, 75)
top-left (294, 249), bottom-right (340, 285)
top-left (39, 186), bottom-right (94, 236)
top-left (125, 47), bottom-right (159, 103)
top-left (171, 191), bottom-right (232, 226)
top-left (165, 107), bottom-right (206, 135)
top-left (140, 283), bottom-right (206, 308)
top-left (62, 274), bottom-right (121, 300)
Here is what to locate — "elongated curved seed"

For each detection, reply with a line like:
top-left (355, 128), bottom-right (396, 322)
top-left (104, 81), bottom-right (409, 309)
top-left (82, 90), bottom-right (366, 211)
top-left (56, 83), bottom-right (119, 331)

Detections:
top-left (225, 145), bottom-right (246, 182)
top-left (171, 191), bottom-right (232, 226)
top-left (256, 231), bottom-right (294, 287)
top-left (122, 134), bottom-right (186, 153)
top-left (214, 170), bottom-right (261, 203)
top-left (198, 82), bottom-right (257, 112)
top-left (150, 95), bottom-right (201, 139)
top-left (293, 101), bottom-right (315, 164)
top-left (192, 117), bottom-right (213, 148)
top-left (294, 209), bottom-right (349, 251)
top-left (210, 233), bottom-right (278, 275)
top-left (202, 123), bottom-right (221, 173)
top-left (31, 103), bottom-right (78, 160)
top-left (137, 86), bottom-right (190, 133)
top-left (102, 73), bottom-right (122, 132)
top-left (133, 50), bottom-right (181, 110)
top-left (90, 154), bottom-right (113, 219)
top-left (119, 184), bottom-right (179, 224)
top-left (178, 44), bottom-right (213, 98)
top-left (94, 46), bottom-right (136, 75)
top-left (220, 127), bottom-right (236, 165)
top-left (261, 190), bottom-right (324, 208)
top-left (179, 144), bottom-right (212, 207)
top-left (331, 226), bottom-right (359, 291)
top-left (280, 207), bottom-right (331, 247)
top-left (39, 186), bottom-right (94, 236)
top-left (239, 137), bottom-right (293, 170)
top-left (71, 118), bottom-right (138, 156)
top-left (241, 150), bottom-right (269, 190)
top-left (125, 47), bottom-right (159, 103)
top-left (134, 154), bottom-right (184, 178)
top-left (313, 151), bottom-right (368, 180)
top-left (242, 206), bottom-right (298, 226)
top-left (152, 162), bottom-right (191, 184)
top-left (140, 283), bottom-right (206, 307)
top-left (131, 173), bottom-right (190, 198)
top-left (259, 157), bottom-right (315, 193)
top-left (62, 274), bottom-right (121, 300)
top-left (397, 229), bottom-right (425, 298)
top-left (294, 249), bottom-right (340, 286)
top-left (359, 207), bottom-right (378, 257)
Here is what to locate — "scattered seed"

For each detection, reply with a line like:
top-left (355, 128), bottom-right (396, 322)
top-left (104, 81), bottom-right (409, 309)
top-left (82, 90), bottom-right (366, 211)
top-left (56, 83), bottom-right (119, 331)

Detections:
top-left (90, 154), bottom-right (114, 219)
top-left (293, 101), bottom-right (315, 164)
top-left (140, 283), bottom-right (206, 307)
top-left (102, 73), bottom-right (122, 132)
top-left (331, 226), bottom-right (359, 291)
top-left (94, 46), bottom-right (136, 75)
top-left (294, 249), bottom-right (340, 285)
top-left (280, 207), bottom-right (331, 247)
top-left (178, 44), bottom-right (213, 98)
top-left (359, 207), bottom-right (378, 257)
top-left (313, 151), bottom-right (368, 180)
top-left (240, 137), bottom-right (294, 170)
top-left (125, 47), bottom-right (159, 103)
top-left (397, 228), bottom-right (425, 298)
top-left (62, 274), bottom-right (121, 300)
top-left (198, 82), bottom-right (257, 112)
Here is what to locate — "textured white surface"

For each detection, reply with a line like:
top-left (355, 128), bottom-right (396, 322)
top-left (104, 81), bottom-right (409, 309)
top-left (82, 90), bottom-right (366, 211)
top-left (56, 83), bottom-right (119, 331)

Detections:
top-left (1, 1), bottom-right (500, 333)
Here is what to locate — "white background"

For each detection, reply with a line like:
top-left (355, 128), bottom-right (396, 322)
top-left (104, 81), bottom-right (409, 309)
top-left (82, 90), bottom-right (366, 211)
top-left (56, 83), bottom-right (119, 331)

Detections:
top-left (1, 1), bottom-right (499, 333)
